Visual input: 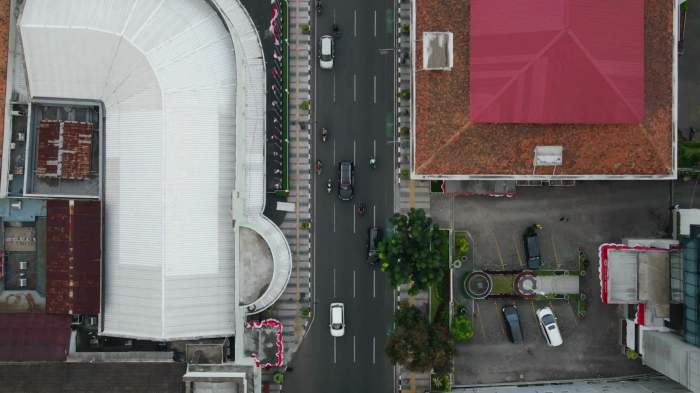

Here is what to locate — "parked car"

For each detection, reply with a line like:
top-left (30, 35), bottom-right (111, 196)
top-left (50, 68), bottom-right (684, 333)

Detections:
top-left (337, 161), bottom-right (354, 201)
top-left (523, 225), bottom-right (542, 269)
top-left (319, 35), bottom-right (334, 69)
top-left (367, 226), bottom-right (382, 264)
top-left (501, 304), bottom-right (524, 344)
top-left (329, 302), bottom-right (345, 337)
top-left (536, 307), bottom-right (563, 347)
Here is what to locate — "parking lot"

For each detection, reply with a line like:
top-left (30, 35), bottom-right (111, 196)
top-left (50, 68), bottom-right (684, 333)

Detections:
top-left (431, 181), bottom-right (671, 385)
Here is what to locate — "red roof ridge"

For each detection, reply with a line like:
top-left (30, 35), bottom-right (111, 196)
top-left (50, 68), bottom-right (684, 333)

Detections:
top-left (567, 29), bottom-right (643, 121)
top-left (471, 29), bottom-right (567, 121)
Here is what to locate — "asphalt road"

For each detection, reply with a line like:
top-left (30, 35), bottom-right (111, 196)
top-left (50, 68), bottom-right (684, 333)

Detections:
top-left (283, 0), bottom-right (396, 392)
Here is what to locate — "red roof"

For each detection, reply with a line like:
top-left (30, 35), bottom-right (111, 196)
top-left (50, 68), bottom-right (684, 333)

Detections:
top-left (0, 314), bottom-right (71, 361)
top-left (46, 200), bottom-right (101, 315)
top-left (469, 0), bottom-right (645, 124)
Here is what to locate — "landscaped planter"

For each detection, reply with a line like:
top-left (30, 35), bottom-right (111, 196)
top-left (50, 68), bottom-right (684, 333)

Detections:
top-left (463, 271), bottom-right (492, 299)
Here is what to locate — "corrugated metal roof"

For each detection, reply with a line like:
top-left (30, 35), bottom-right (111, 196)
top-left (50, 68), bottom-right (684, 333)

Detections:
top-left (0, 314), bottom-right (71, 361)
top-left (469, 0), bottom-right (645, 124)
top-left (19, 0), bottom-right (237, 340)
top-left (46, 200), bottom-right (100, 315)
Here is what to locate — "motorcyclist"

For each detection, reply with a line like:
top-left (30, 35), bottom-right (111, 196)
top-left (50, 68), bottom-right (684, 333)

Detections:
top-left (321, 127), bottom-right (328, 142)
top-left (316, 0), bottom-right (322, 15)
top-left (326, 178), bottom-right (332, 193)
top-left (369, 156), bottom-right (376, 169)
top-left (316, 159), bottom-right (323, 175)
top-left (357, 202), bottom-right (367, 216)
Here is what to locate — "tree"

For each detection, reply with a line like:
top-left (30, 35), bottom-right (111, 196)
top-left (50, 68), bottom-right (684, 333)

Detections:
top-left (379, 208), bottom-right (447, 295)
top-left (385, 303), bottom-right (433, 372)
top-left (385, 302), bottom-right (455, 373)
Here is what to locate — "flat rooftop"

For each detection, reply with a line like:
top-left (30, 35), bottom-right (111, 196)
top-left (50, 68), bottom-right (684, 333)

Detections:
top-left (413, 0), bottom-right (675, 178)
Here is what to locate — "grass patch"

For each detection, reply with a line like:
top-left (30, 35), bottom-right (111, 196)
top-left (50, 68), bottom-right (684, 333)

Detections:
top-left (491, 274), bottom-right (515, 295)
top-left (454, 232), bottom-right (469, 260)
top-left (679, 141), bottom-right (700, 168)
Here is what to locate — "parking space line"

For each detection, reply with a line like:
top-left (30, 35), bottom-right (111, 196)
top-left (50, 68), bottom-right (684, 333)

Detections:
top-left (495, 301), bottom-right (507, 338)
top-left (513, 234), bottom-right (524, 268)
top-left (491, 232), bottom-right (506, 270)
top-left (475, 301), bottom-right (487, 339)
top-left (334, 337), bottom-right (337, 364)
top-left (373, 10), bottom-right (377, 37)
top-left (551, 235), bottom-right (561, 269)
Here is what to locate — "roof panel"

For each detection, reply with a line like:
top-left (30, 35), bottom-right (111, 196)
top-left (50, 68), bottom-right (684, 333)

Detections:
top-left (0, 314), bottom-right (71, 361)
top-left (469, 0), bottom-right (644, 124)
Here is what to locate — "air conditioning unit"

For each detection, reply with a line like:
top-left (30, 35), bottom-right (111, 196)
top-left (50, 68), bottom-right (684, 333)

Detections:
top-left (17, 133), bottom-right (25, 142)
top-left (87, 316), bottom-right (97, 327)
top-left (19, 261), bottom-right (28, 270)
top-left (10, 200), bottom-right (21, 210)
top-left (19, 278), bottom-right (27, 287)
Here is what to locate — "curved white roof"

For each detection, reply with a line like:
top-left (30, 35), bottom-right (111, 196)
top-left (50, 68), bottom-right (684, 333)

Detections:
top-left (20, 0), bottom-right (238, 340)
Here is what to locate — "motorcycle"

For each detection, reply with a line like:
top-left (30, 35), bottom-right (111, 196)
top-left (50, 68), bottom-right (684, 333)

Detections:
top-left (332, 23), bottom-right (341, 38)
top-left (316, 0), bottom-right (322, 15)
top-left (357, 202), bottom-right (367, 217)
top-left (316, 159), bottom-right (323, 176)
top-left (321, 127), bottom-right (328, 143)
top-left (369, 156), bottom-right (376, 169)
top-left (326, 178), bottom-right (333, 194)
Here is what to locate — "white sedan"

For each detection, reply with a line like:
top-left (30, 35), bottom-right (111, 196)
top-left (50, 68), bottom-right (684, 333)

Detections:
top-left (536, 307), bottom-right (563, 347)
top-left (329, 302), bottom-right (345, 337)
top-left (319, 35), bottom-right (334, 70)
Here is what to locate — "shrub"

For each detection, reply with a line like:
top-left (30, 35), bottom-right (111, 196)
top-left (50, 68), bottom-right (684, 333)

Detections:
top-left (451, 314), bottom-right (474, 342)
top-left (400, 169), bottom-right (410, 179)
top-left (401, 23), bottom-right (410, 34)
top-left (300, 23), bottom-right (310, 34)
top-left (300, 306), bottom-right (311, 318)
top-left (272, 371), bottom-right (285, 384)
top-left (400, 126), bottom-right (410, 136)
top-left (455, 234), bottom-right (469, 259)
top-left (432, 372), bottom-right (452, 392)
top-left (301, 220), bottom-right (311, 230)
top-left (300, 100), bottom-right (311, 111)
top-left (626, 348), bottom-right (639, 360)
top-left (400, 89), bottom-right (410, 100)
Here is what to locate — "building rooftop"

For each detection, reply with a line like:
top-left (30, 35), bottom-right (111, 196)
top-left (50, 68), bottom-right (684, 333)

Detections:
top-left (0, 314), bottom-right (70, 361)
top-left (413, 0), bottom-right (675, 178)
top-left (46, 200), bottom-right (100, 315)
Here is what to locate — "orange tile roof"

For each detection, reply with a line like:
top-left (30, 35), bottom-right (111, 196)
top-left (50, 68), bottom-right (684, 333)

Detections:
top-left (0, 0), bottom-right (9, 162)
top-left (414, 0), bottom-right (674, 177)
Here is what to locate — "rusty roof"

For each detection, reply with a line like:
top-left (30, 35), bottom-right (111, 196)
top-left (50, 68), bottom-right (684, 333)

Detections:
top-left (0, 0), bottom-right (8, 162)
top-left (0, 314), bottom-right (71, 361)
top-left (413, 0), bottom-right (674, 177)
top-left (46, 200), bottom-right (101, 315)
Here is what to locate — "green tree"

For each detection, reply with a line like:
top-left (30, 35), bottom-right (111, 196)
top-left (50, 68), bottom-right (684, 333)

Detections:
top-left (385, 303), bottom-right (433, 372)
top-left (379, 208), bottom-right (447, 294)
top-left (385, 303), bottom-right (455, 373)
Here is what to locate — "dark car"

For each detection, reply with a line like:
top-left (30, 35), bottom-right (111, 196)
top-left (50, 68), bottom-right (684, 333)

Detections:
top-left (502, 304), bottom-right (524, 344)
top-left (367, 226), bottom-right (382, 264)
top-left (337, 161), bottom-right (354, 201)
top-left (524, 226), bottom-right (542, 269)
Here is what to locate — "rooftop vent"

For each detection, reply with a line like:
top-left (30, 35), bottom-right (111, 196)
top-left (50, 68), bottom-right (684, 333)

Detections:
top-left (534, 146), bottom-right (563, 167)
top-left (423, 32), bottom-right (453, 71)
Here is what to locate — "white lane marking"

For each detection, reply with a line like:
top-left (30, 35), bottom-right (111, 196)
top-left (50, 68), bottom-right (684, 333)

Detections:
top-left (353, 335), bottom-right (356, 363)
top-left (353, 74), bottom-right (357, 102)
top-left (334, 337), bottom-right (337, 364)
top-left (353, 270), bottom-right (356, 298)
top-left (373, 75), bottom-right (376, 104)
top-left (333, 268), bottom-right (336, 298)
top-left (353, 203), bottom-right (356, 234)
top-left (372, 337), bottom-right (376, 364)
top-left (333, 138), bottom-right (336, 163)
top-left (333, 201), bottom-right (336, 232)
top-left (372, 269), bottom-right (376, 298)
top-left (333, 72), bottom-right (336, 103)
top-left (373, 10), bottom-right (377, 37)
top-left (353, 140), bottom-right (356, 163)
top-left (333, 8), bottom-right (336, 23)
top-left (354, 10), bottom-right (357, 37)
top-left (373, 139), bottom-right (376, 156)
top-left (373, 204), bottom-right (376, 227)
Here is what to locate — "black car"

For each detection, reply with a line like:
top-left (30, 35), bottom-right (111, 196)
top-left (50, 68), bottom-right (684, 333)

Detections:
top-left (523, 225), bottom-right (542, 269)
top-left (502, 304), bottom-right (524, 344)
top-left (337, 161), bottom-right (354, 201)
top-left (367, 226), bottom-right (382, 264)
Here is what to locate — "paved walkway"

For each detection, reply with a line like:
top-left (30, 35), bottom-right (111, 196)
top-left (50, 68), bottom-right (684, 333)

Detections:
top-left (269, 0), bottom-right (313, 366)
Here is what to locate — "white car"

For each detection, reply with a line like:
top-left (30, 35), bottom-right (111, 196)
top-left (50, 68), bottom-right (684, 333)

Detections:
top-left (329, 302), bottom-right (345, 337)
top-left (536, 307), bottom-right (563, 347)
top-left (319, 35), bottom-right (334, 69)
